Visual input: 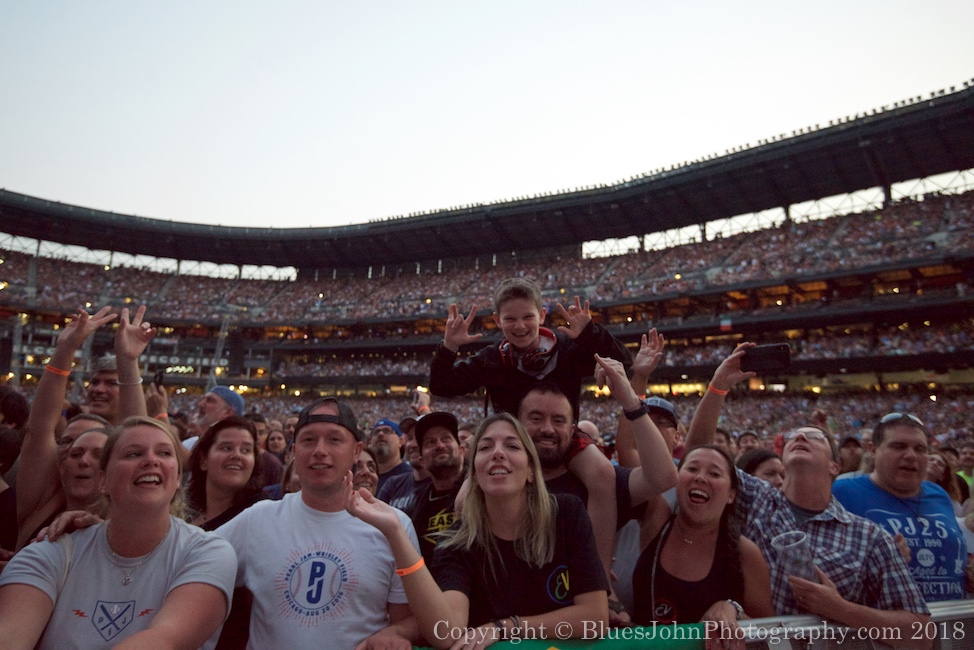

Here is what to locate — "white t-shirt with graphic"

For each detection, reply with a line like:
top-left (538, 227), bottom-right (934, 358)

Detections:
top-left (216, 492), bottom-right (417, 649)
top-left (0, 517), bottom-right (236, 649)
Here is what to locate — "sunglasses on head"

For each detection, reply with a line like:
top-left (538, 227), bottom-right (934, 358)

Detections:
top-left (879, 412), bottom-right (924, 427)
top-left (783, 428), bottom-right (830, 443)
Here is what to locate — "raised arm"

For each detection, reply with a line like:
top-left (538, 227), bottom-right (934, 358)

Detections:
top-left (593, 354), bottom-right (677, 504)
top-left (684, 343), bottom-right (755, 452)
top-left (17, 307), bottom-right (116, 529)
top-left (114, 306), bottom-right (156, 420)
top-left (616, 328), bottom-right (664, 468)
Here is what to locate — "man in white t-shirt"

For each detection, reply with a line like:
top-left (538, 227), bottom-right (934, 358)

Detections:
top-left (217, 397), bottom-right (418, 649)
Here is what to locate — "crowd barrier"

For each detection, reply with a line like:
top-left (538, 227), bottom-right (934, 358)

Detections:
top-left (414, 600), bottom-right (974, 649)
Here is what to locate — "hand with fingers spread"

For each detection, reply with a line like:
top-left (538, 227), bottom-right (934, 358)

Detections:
top-left (56, 306), bottom-right (118, 354)
top-left (114, 305), bottom-right (157, 361)
top-left (555, 296), bottom-right (592, 340)
top-left (443, 304), bottom-right (484, 352)
top-left (343, 472), bottom-right (407, 538)
top-left (632, 327), bottom-right (665, 380)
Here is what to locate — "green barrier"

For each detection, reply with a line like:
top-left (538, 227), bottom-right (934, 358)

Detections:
top-left (416, 623), bottom-right (706, 649)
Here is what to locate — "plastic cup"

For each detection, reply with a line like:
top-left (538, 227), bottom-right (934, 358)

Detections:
top-left (771, 531), bottom-right (817, 582)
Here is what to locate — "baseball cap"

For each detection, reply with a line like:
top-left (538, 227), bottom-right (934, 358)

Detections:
top-left (643, 396), bottom-right (678, 428)
top-left (294, 397), bottom-right (362, 442)
top-left (372, 418), bottom-right (402, 437)
top-left (209, 386), bottom-right (244, 416)
top-left (414, 412), bottom-right (459, 448)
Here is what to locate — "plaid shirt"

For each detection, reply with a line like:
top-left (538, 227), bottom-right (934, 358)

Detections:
top-left (735, 469), bottom-right (929, 616)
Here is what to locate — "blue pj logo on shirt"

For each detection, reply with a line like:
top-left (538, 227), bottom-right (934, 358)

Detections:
top-left (282, 550), bottom-right (350, 618)
top-left (93, 600), bottom-right (135, 642)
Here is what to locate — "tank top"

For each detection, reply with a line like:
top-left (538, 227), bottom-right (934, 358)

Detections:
top-left (631, 514), bottom-right (743, 625)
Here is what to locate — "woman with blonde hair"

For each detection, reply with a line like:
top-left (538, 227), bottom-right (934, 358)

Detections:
top-left (0, 417), bottom-right (237, 649)
top-left (346, 411), bottom-right (608, 648)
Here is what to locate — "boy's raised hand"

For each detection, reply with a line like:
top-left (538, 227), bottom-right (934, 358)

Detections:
top-left (555, 296), bottom-right (592, 339)
top-left (443, 303), bottom-right (483, 352)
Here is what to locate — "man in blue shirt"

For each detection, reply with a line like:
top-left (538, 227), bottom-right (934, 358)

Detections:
top-left (833, 413), bottom-right (967, 602)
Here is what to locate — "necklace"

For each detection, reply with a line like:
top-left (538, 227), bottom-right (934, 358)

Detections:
top-left (105, 525), bottom-right (164, 586)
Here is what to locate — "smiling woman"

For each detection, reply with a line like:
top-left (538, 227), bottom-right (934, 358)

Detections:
top-left (346, 413), bottom-right (609, 648)
top-left (187, 415), bottom-right (265, 531)
top-left (0, 417), bottom-right (237, 649)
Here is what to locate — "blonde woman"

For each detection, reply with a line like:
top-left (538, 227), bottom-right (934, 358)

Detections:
top-left (0, 417), bottom-right (236, 649)
top-left (346, 412), bottom-right (608, 649)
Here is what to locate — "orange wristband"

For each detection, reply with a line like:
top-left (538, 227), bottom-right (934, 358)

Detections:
top-left (395, 557), bottom-right (425, 576)
top-left (708, 384), bottom-right (729, 396)
top-left (155, 412), bottom-right (169, 420)
top-left (45, 364), bottom-right (71, 377)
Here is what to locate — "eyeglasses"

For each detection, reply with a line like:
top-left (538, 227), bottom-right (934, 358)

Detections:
top-left (879, 413), bottom-right (924, 427)
top-left (783, 428), bottom-right (830, 443)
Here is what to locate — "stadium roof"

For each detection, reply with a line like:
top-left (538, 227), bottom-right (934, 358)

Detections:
top-left (3, 85), bottom-right (974, 270)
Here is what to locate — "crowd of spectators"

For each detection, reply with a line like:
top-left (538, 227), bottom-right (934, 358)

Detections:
top-left (3, 191), bottom-right (972, 325)
top-left (154, 386), bottom-right (974, 449)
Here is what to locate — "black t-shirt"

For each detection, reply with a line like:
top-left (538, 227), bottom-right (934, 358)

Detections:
top-left (430, 494), bottom-right (609, 627)
top-left (377, 461), bottom-right (413, 494)
top-left (411, 479), bottom-right (462, 563)
top-left (545, 465), bottom-right (639, 529)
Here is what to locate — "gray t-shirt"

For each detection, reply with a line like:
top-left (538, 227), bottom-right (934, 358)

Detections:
top-left (0, 517), bottom-right (236, 649)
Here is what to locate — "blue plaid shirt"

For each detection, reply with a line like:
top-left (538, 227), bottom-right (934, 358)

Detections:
top-left (735, 469), bottom-right (929, 616)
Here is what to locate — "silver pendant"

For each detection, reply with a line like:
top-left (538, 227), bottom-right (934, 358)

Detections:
top-left (122, 576), bottom-right (132, 586)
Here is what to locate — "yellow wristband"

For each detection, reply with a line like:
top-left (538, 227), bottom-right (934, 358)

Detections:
top-left (395, 557), bottom-right (425, 577)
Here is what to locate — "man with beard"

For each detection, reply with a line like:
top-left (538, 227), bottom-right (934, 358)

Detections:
top-left (516, 356), bottom-right (678, 619)
top-left (409, 412), bottom-right (466, 563)
top-left (181, 386), bottom-right (245, 452)
top-left (368, 418), bottom-right (410, 492)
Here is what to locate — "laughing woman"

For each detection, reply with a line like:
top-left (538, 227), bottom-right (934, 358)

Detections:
top-left (0, 417), bottom-right (237, 649)
top-left (346, 412), bottom-right (608, 649)
top-left (631, 445), bottom-right (774, 644)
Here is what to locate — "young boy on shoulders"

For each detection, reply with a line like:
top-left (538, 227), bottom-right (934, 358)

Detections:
top-left (429, 277), bottom-right (632, 607)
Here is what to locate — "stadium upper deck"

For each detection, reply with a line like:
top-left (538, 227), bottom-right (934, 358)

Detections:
top-left (2, 82), bottom-right (974, 271)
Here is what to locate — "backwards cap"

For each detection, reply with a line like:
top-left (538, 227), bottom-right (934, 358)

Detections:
top-left (294, 397), bottom-right (363, 442)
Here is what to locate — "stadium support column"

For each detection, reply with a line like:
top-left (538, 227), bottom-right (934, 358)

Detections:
top-left (783, 204), bottom-right (791, 225)
top-left (882, 184), bottom-right (892, 208)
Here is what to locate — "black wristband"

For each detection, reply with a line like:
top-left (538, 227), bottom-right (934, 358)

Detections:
top-left (623, 403), bottom-right (648, 421)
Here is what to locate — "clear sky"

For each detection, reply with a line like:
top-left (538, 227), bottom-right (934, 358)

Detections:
top-left (1, 1), bottom-right (972, 230)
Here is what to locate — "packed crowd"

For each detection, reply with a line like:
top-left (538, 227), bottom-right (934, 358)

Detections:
top-left (1, 273), bottom-right (973, 649)
top-left (3, 192), bottom-right (973, 325)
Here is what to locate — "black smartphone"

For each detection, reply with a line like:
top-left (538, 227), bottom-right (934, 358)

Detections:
top-left (741, 343), bottom-right (791, 373)
top-left (153, 370), bottom-right (165, 386)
